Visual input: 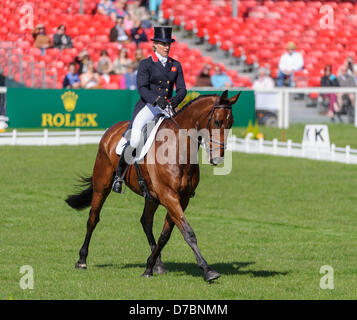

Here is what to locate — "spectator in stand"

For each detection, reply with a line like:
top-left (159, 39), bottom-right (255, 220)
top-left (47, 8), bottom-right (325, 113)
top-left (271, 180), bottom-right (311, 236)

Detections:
top-left (73, 50), bottom-right (91, 75)
top-left (210, 65), bottom-right (232, 88)
top-left (109, 11), bottom-right (118, 23)
top-left (110, 16), bottom-right (129, 43)
top-left (353, 64), bottom-right (357, 85)
top-left (113, 48), bottom-right (132, 74)
top-left (97, 0), bottom-right (116, 16)
top-left (114, 0), bottom-right (128, 18)
top-left (253, 67), bottom-right (275, 89)
top-left (53, 25), bottom-right (73, 50)
top-left (149, 0), bottom-right (162, 21)
top-left (338, 63), bottom-right (356, 87)
top-left (345, 56), bottom-right (354, 76)
top-left (124, 12), bottom-right (135, 30)
top-left (63, 63), bottom-right (80, 89)
top-left (123, 63), bottom-right (137, 90)
top-left (128, 1), bottom-right (152, 28)
top-left (336, 63), bottom-right (356, 121)
top-left (31, 24), bottom-right (52, 55)
top-left (132, 48), bottom-right (145, 70)
top-left (130, 19), bottom-right (148, 47)
top-left (80, 60), bottom-right (100, 89)
top-left (320, 65), bottom-right (339, 122)
top-left (277, 41), bottom-right (304, 87)
top-left (195, 64), bottom-right (212, 87)
top-left (96, 50), bottom-right (113, 75)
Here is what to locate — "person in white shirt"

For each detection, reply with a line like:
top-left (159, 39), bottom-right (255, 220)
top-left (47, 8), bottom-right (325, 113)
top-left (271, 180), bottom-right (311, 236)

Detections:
top-left (253, 67), bottom-right (277, 112)
top-left (253, 67), bottom-right (275, 89)
top-left (277, 41), bottom-right (304, 87)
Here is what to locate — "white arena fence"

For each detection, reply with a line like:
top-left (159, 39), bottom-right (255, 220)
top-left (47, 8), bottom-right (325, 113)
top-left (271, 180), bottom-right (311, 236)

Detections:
top-left (1, 129), bottom-right (356, 166)
top-left (227, 135), bottom-right (357, 166)
top-left (0, 129), bottom-right (105, 146)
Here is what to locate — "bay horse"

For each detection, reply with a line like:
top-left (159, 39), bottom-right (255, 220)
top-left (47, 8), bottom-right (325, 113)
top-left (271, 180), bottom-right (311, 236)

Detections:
top-left (66, 90), bottom-right (241, 282)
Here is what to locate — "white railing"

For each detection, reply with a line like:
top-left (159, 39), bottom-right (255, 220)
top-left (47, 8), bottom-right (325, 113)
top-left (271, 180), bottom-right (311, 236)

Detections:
top-left (227, 135), bottom-right (357, 165)
top-left (1, 129), bottom-right (357, 166)
top-left (0, 129), bottom-right (106, 145)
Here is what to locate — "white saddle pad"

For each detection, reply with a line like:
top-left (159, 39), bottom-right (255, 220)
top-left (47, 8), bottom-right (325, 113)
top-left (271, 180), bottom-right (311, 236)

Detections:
top-left (115, 116), bottom-right (166, 162)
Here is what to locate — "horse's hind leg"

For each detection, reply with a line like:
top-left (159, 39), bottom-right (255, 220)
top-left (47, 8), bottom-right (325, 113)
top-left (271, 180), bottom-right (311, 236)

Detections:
top-left (140, 199), bottom-right (165, 274)
top-left (141, 197), bottom-right (187, 278)
top-left (142, 213), bottom-right (175, 278)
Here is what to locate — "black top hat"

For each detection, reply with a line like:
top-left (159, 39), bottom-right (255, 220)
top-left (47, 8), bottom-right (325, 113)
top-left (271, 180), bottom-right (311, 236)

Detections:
top-left (151, 26), bottom-right (175, 43)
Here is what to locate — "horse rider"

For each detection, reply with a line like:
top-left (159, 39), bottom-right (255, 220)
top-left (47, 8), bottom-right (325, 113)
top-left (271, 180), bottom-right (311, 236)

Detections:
top-left (112, 26), bottom-right (187, 193)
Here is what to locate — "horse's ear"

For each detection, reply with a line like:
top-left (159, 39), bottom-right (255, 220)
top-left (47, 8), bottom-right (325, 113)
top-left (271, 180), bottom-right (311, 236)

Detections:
top-left (219, 90), bottom-right (228, 104)
top-left (229, 91), bottom-right (242, 106)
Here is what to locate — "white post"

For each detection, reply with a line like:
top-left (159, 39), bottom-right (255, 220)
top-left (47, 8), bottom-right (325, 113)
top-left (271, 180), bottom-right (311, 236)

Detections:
top-left (346, 145), bottom-right (350, 164)
top-left (12, 129), bottom-right (17, 145)
top-left (283, 90), bottom-right (290, 129)
top-left (75, 128), bottom-right (80, 145)
top-left (43, 129), bottom-right (48, 145)
top-left (331, 144), bottom-right (336, 161)
top-left (245, 136), bottom-right (250, 153)
top-left (273, 138), bottom-right (278, 155)
top-left (287, 139), bottom-right (292, 156)
top-left (259, 138), bottom-right (264, 153)
top-left (277, 91), bottom-right (284, 129)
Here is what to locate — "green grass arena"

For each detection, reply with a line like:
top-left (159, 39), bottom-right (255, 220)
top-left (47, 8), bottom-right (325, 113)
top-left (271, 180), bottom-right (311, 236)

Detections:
top-left (1, 125), bottom-right (356, 299)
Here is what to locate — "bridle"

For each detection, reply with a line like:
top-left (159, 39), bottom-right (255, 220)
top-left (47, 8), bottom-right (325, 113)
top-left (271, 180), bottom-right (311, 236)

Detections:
top-left (200, 102), bottom-right (232, 160)
top-left (168, 99), bottom-right (233, 161)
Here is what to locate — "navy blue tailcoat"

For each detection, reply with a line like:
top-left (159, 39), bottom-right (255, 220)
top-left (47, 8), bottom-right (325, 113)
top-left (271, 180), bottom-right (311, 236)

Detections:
top-left (130, 53), bottom-right (187, 123)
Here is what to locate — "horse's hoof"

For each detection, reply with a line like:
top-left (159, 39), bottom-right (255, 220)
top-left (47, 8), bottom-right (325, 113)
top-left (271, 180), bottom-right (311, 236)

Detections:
top-left (204, 270), bottom-right (221, 282)
top-left (75, 262), bottom-right (87, 269)
top-left (153, 264), bottom-right (166, 275)
top-left (142, 270), bottom-right (153, 278)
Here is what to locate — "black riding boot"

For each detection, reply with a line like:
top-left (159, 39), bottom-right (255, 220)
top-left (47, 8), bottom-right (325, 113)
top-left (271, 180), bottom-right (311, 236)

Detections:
top-left (112, 143), bottom-right (135, 193)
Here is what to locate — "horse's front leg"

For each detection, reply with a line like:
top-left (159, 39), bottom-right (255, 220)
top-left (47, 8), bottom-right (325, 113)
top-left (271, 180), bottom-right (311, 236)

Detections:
top-left (144, 194), bottom-right (220, 282)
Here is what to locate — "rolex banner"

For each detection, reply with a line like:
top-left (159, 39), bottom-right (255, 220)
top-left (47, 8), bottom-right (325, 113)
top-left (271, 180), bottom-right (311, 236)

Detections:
top-left (6, 88), bottom-right (254, 128)
top-left (6, 88), bottom-right (136, 129)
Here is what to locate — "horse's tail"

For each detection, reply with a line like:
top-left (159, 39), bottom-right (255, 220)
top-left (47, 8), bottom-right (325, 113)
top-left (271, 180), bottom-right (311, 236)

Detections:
top-left (65, 176), bottom-right (93, 211)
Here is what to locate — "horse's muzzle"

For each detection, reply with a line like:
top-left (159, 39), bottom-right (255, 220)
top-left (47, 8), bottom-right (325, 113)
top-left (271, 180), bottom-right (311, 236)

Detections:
top-left (211, 157), bottom-right (224, 166)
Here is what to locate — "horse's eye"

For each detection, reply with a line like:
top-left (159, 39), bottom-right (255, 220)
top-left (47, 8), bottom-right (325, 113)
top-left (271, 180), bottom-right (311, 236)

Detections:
top-left (214, 119), bottom-right (222, 127)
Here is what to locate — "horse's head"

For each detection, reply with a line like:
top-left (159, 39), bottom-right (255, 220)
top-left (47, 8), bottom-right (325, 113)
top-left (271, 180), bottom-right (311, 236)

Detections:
top-left (205, 90), bottom-right (241, 165)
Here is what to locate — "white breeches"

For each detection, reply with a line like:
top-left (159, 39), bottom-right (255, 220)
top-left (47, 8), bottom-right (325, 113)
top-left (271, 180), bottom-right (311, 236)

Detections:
top-left (130, 104), bottom-right (164, 148)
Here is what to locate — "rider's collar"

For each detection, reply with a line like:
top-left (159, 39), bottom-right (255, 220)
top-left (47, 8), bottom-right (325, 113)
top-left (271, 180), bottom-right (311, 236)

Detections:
top-left (151, 52), bottom-right (172, 63)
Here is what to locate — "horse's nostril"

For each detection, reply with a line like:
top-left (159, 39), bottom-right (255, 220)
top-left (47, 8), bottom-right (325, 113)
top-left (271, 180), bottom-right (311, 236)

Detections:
top-left (211, 157), bottom-right (224, 165)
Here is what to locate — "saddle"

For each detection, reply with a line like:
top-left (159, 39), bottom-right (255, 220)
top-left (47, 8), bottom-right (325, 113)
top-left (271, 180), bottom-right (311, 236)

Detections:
top-left (115, 115), bottom-right (165, 161)
top-left (116, 114), bottom-right (165, 203)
